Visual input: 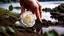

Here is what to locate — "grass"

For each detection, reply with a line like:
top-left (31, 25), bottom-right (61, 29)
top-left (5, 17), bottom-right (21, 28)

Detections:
top-left (0, 8), bottom-right (20, 18)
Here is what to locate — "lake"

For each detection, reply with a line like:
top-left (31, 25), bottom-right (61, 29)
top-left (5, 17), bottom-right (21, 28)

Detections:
top-left (0, 1), bottom-right (64, 35)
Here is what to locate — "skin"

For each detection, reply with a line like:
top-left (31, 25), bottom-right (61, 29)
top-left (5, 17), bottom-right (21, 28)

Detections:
top-left (19, 0), bottom-right (42, 22)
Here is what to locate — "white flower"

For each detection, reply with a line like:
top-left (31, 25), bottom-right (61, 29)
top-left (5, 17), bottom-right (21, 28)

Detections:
top-left (20, 11), bottom-right (36, 28)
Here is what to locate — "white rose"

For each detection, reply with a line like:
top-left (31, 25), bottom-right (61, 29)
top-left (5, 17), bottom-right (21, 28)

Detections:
top-left (20, 11), bottom-right (36, 28)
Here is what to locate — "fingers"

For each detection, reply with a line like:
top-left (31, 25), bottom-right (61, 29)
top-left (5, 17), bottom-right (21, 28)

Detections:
top-left (20, 0), bottom-right (42, 22)
top-left (36, 12), bottom-right (42, 22)
top-left (39, 5), bottom-right (42, 18)
top-left (35, 8), bottom-right (42, 22)
top-left (37, 1), bottom-right (42, 18)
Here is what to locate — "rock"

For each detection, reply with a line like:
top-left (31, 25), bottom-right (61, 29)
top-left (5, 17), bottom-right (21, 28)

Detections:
top-left (42, 8), bottom-right (52, 12)
top-left (50, 12), bottom-right (60, 15)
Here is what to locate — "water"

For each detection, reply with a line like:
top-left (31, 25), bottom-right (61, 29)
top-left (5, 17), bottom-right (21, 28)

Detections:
top-left (43, 26), bottom-right (64, 35)
top-left (42, 12), bottom-right (58, 22)
top-left (0, 1), bottom-right (64, 34)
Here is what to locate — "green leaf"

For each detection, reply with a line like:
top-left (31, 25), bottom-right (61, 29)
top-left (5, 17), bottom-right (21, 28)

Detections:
top-left (48, 30), bottom-right (58, 36)
top-left (60, 34), bottom-right (64, 36)
top-left (9, 5), bottom-right (13, 11)
top-left (44, 32), bottom-right (48, 36)
top-left (6, 26), bottom-right (15, 34)
top-left (0, 26), bottom-right (6, 33)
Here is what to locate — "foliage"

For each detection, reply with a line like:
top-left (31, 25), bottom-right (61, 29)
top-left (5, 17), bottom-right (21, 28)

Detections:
top-left (0, 26), bottom-right (16, 35)
top-left (48, 30), bottom-right (58, 36)
top-left (0, 26), bottom-right (6, 33)
top-left (44, 32), bottom-right (48, 36)
top-left (60, 34), bottom-right (64, 36)
top-left (9, 5), bottom-right (13, 11)
top-left (0, 8), bottom-right (20, 18)
top-left (0, 8), bottom-right (7, 16)
top-left (43, 30), bottom-right (59, 36)
top-left (6, 26), bottom-right (16, 35)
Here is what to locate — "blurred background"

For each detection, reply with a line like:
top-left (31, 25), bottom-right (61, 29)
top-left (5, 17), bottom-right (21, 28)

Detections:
top-left (0, 0), bottom-right (64, 36)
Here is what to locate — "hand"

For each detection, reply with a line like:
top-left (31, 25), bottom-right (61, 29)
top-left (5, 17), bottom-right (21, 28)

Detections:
top-left (19, 0), bottom-right (42, 22)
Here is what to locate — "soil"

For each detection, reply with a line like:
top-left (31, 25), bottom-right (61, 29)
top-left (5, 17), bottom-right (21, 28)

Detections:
top-left (0, 15), bottom-right (43, 36)
top-left (0, 15), bottom-right (16, 26)
top-left (0, 15), bottom-right (64, 36)
top-left (14, 31), bottom-right (43, 36)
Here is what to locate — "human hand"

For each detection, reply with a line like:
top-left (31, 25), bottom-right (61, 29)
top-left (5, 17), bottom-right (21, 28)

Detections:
top-left (19, 0), bottom-right (42, 22)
